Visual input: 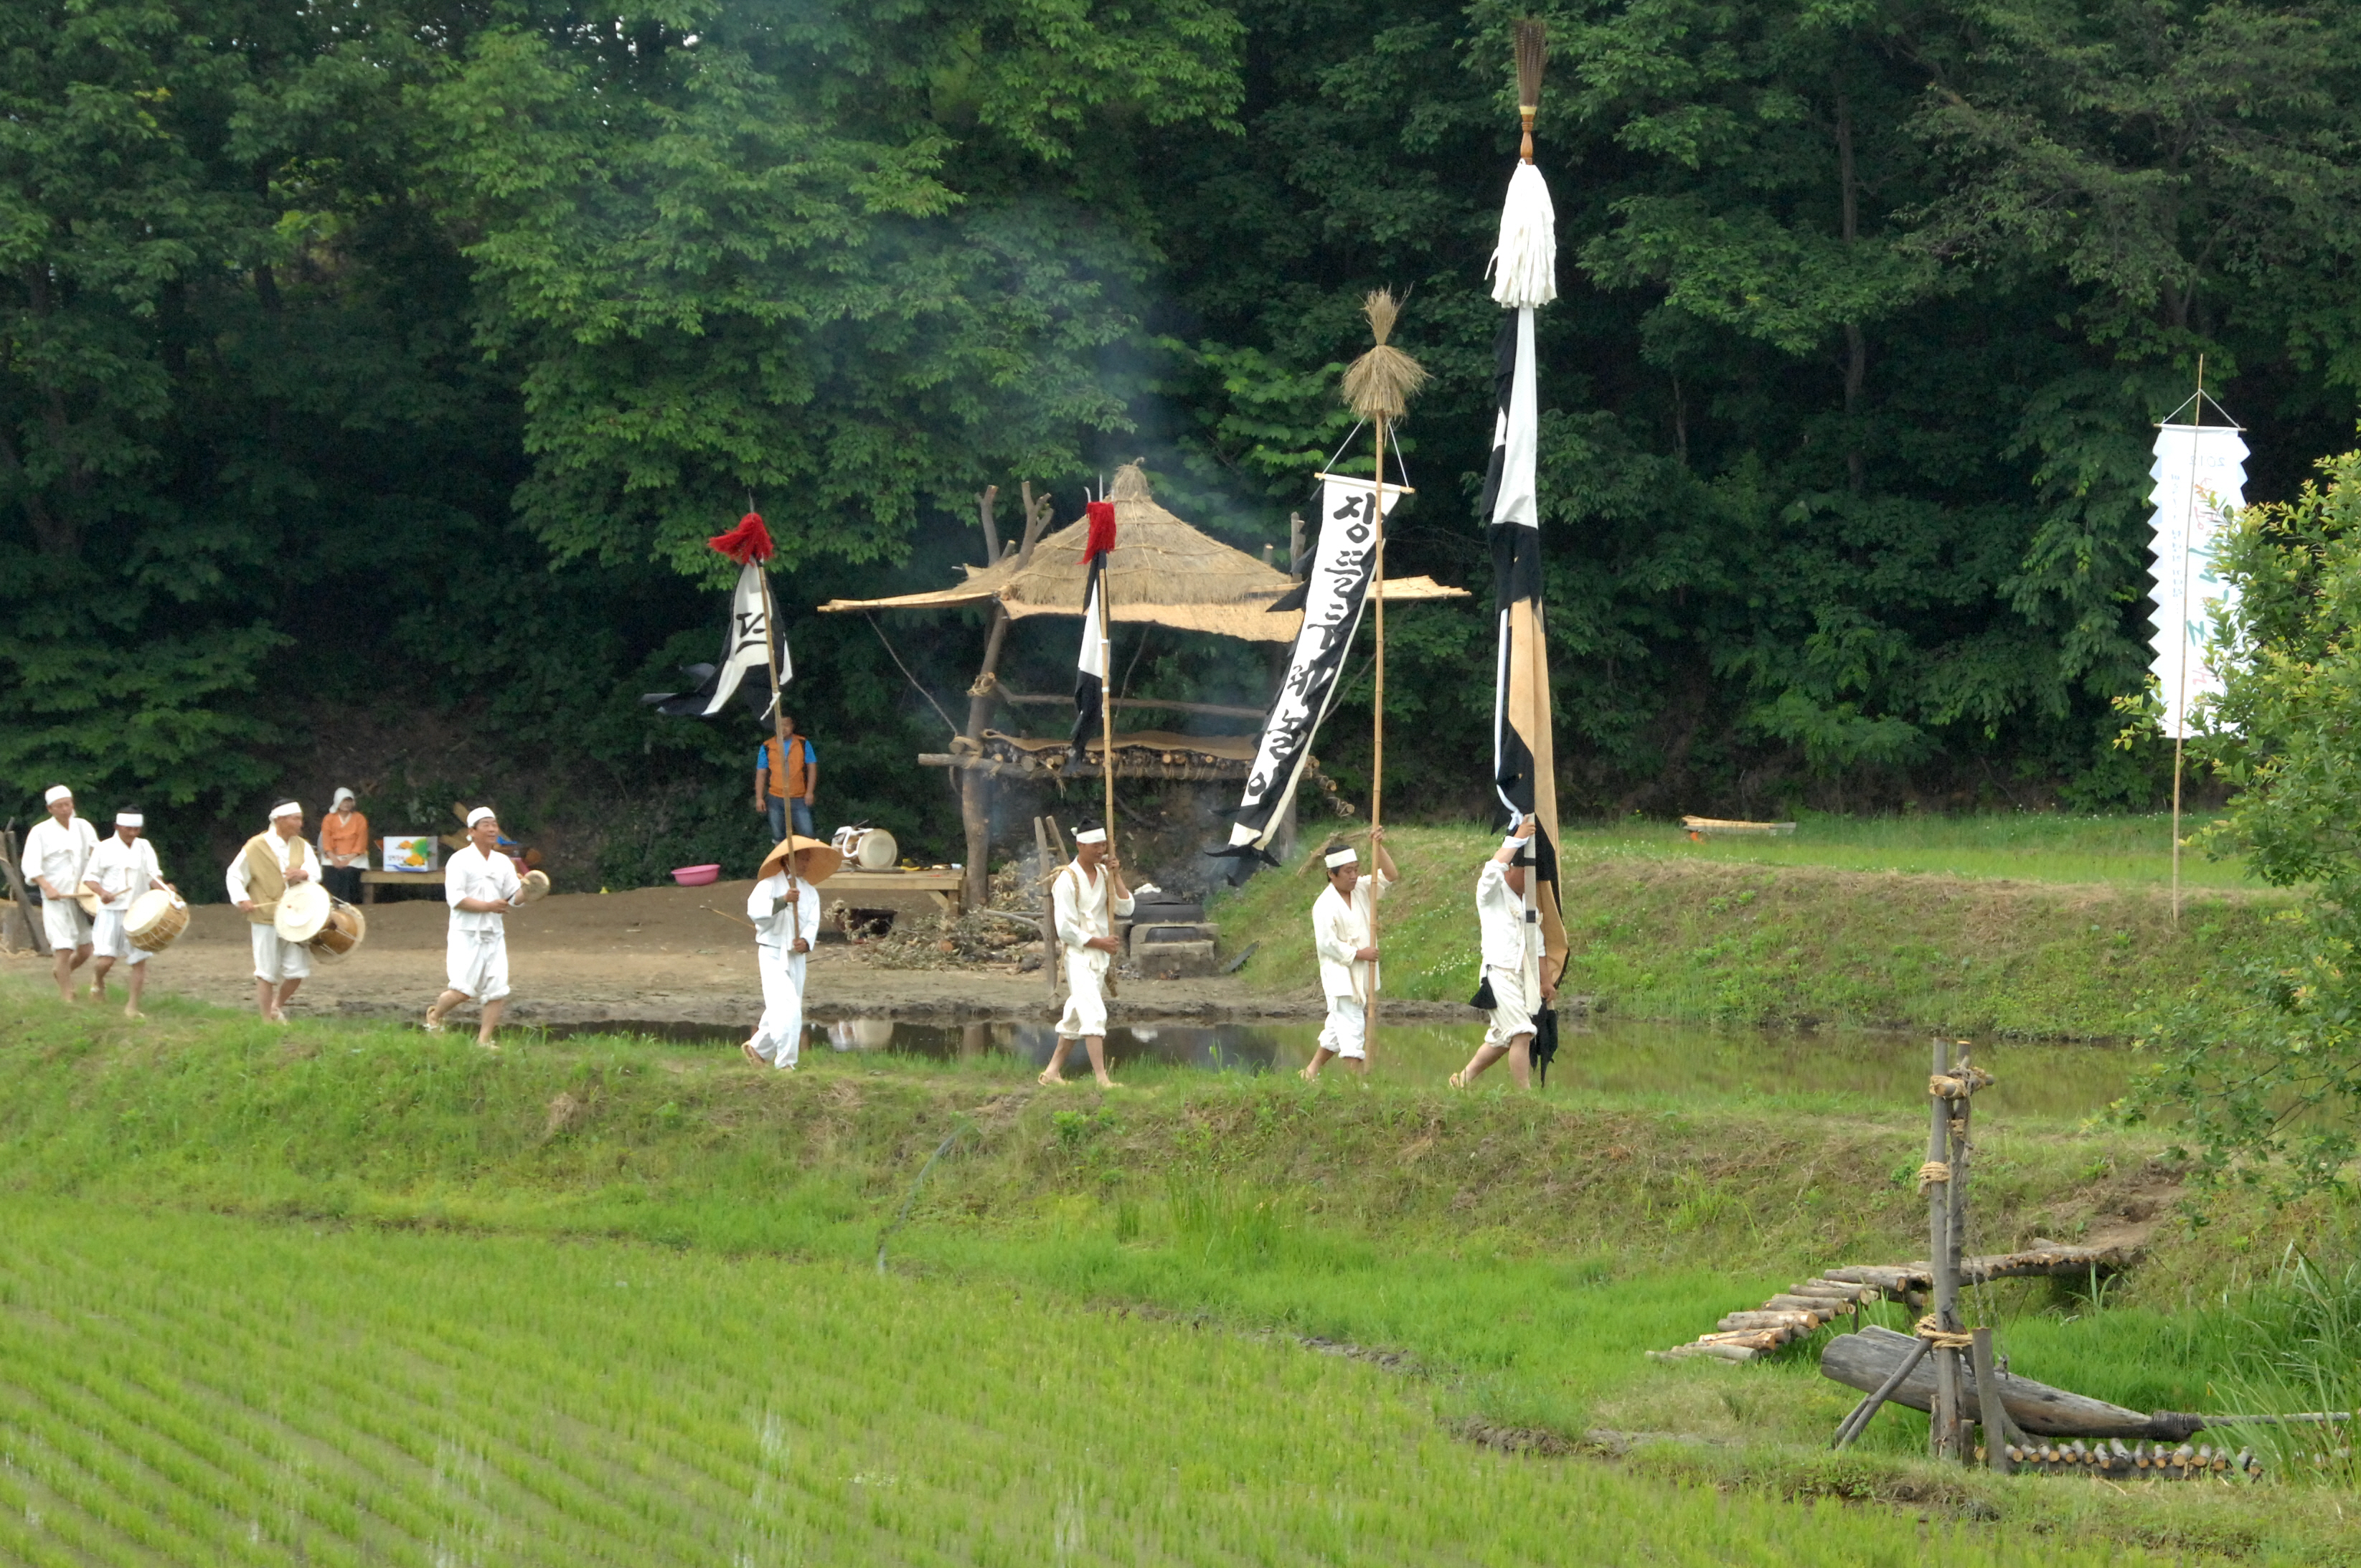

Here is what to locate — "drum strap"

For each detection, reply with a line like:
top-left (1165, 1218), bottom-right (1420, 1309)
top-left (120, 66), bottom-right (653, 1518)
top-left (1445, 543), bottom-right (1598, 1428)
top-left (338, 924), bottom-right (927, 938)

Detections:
top-left (240, 833), bottom-right (288, 925)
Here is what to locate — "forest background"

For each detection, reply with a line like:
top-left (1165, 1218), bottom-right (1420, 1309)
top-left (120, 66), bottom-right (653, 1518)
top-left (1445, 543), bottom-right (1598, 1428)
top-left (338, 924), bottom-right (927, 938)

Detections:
top-left (8, 0), bottom-right (2361, 892)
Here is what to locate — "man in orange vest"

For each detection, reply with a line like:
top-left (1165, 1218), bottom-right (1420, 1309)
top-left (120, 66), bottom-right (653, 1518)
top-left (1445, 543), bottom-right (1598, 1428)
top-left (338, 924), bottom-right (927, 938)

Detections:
top-left (753, 713), bottom-right (819, 841)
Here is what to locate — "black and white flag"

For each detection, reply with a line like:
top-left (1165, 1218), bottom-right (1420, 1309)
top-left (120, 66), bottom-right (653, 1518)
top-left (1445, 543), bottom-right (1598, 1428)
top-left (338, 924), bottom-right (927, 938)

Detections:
top-left (642, 563), bottom-right (789, 720)
top-left (1480, 156), bottom-right (1567, 988)
top-left (1213, 474), bottom-right (1394, 863)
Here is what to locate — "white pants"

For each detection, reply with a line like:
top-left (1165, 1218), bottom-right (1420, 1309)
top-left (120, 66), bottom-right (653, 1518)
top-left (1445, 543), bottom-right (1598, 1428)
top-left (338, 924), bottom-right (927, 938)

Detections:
top-left (1319, 994), bottom-right (1367, 1059)
top-left (445, 926), bottom-right (509, 1002)
top-left (250, 923), bottom-right (312, 983)
top-left (749, 942), bottom-right (806, 1069)
top-left (1056, 950), bottom-right (1109, 1038)
top-left (43, 897), bottom-right (90, 951)
top-left (91, 909), bottom-right (146, 964)
top-left (1482, 963), bottom-right (1537, 1048)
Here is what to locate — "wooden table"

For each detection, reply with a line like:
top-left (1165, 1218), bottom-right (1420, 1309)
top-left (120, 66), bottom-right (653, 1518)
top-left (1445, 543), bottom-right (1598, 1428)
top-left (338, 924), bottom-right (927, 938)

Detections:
top-left (826, 869), bottom-right (964, 916)
top-left (359, 869), bottom-right (445, 904)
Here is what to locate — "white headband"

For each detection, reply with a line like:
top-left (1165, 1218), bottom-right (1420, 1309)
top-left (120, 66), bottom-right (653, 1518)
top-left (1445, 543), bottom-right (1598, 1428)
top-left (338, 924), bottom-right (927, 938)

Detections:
top-left (466, 806), bottom-right (497, 828)
top-left (116, 811), bottom-right (143, 828)
top-left (44, 785), bottom-right (71, 805)
top-left (270, 800), bottom-right (302, 818)
top-left (1324, 847), bottom-right (1358, 869)
top-left (333, 788), bottom-right (355, 805)
top-left (1071, 827), bottom-right (1106, 844)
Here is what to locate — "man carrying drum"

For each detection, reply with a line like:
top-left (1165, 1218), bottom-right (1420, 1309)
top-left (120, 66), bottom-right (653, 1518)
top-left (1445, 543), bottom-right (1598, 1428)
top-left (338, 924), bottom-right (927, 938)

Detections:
top-left (426, 806), bottom-right (525, 1049)
top-left (83, 809), bottom-right (175, 1020)
top-left (228, 800), bottom-right (328, 1024)
top-left (26, 785), bottom-right (99, 1004)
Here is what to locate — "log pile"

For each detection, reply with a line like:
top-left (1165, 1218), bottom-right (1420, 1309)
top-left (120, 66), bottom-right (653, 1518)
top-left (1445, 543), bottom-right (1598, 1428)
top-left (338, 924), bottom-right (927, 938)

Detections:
top-left (1649, 1242), bottom-right (2141, 1364)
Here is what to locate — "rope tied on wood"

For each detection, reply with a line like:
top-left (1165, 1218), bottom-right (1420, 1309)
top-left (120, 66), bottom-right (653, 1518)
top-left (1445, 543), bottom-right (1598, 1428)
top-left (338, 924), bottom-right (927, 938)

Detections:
top-left (1929, 1061), bottom-right (1995, 1100)
top-left (1915, 1160), bottom-right (1951, 1192)
top-left (1914, 1316), bottom-right (1976, 1351)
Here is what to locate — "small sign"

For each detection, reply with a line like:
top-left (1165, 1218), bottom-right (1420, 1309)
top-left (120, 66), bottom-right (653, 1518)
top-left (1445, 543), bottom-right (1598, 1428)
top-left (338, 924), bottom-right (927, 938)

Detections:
top-left (381, 836), bottom-right (440, 872)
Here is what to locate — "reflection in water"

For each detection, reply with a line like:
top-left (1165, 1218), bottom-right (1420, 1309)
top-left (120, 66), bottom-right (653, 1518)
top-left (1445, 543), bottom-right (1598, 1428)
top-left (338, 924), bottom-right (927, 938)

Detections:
top-left (796, 1014), bottom-right (2130, 1118)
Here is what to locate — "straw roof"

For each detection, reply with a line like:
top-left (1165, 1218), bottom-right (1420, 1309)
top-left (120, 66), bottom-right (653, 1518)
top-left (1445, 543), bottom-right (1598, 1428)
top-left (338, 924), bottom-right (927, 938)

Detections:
top-left (816, 463), bottom-right (1466, 644)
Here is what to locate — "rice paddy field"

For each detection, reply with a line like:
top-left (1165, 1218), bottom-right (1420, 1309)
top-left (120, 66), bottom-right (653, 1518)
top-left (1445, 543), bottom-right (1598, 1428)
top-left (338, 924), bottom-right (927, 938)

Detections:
top-left (4, 977), bottom-right (2360, 1564)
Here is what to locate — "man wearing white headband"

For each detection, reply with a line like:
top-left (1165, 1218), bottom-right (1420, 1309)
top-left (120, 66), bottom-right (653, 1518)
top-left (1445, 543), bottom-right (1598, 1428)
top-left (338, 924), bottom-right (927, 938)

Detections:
top-left (1301, 827), bottom-right (1398, 1081)
top-left (1452, 816), bottom-right (1556, 1090)
top-left (426, 806), bottom-right (524, 1047)
top-left (228, 800), bottom-right (326, 1022)
top-left (26, 785), bottom-right (98, 1003)
top-left (83, 810), bottom-right (175, 1019)
top-left (1041, 820), bottom-right (1133, 1087)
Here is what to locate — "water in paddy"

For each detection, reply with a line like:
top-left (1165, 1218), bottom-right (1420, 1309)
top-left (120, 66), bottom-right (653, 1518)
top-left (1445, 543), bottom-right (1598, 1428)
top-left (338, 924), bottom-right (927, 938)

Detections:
top-left (588, 1015), bottom-right (2132, 1120)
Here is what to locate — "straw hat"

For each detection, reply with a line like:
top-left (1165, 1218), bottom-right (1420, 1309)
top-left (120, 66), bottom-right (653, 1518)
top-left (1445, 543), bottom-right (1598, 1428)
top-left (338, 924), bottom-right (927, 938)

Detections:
top-left (758, 835), bottom-right (844, 884)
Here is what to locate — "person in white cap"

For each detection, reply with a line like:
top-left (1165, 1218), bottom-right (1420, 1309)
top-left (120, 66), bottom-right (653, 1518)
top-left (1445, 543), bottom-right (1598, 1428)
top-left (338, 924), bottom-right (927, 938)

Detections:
top-left (741, 834), bottom-right (837, 1070)
top-left (1301, 826), bottom-right (1398, 1081)
top-left (1042, 818), bottom-right (1133, 1088)
top-left (25, 785), bottom-right (98, 1003)
top-left (427, 806), bottom-right (524, 1047)
top-left (319, 787), bottom-right (369, 905)
top-left (229, 800), bottom-right (326, 1022)
top-left (83, 809), bottom-right (174, 1019)
top-left (1451, 816), bottom-right (1555, 1090)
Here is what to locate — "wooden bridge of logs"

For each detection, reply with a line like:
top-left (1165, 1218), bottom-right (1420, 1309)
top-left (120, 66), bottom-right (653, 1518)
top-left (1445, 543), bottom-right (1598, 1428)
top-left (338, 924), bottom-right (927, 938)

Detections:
top-left (1651, 1240), bottom-right (2143, 1365)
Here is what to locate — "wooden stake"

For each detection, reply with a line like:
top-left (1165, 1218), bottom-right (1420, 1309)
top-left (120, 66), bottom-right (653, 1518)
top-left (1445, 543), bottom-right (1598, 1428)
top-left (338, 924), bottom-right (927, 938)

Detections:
top-left (1034, 817), bottom-right (1058, 996)
top-left (1971, 1327), bottom-right (2013, 1473)
top-left (1928, 1037), bottom-right (1961, 1461)
top-left (2170, 354), bottom-right (2205, 928)
top-left (1367, 417), bottom-right (1388, 1064)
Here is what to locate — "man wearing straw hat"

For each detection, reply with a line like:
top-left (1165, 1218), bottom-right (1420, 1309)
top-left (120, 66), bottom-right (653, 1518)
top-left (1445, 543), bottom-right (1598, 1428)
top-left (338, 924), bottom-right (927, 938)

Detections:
top-left (1042, 818), bottom-right (1133, 1088)
top-left (741, 832), bottom-right (842, 1070)
top-left (26, 785), bottom-right (98, 1003)
top-left (1451, 816), bottom-right (1555, 1091)
top-left (227, 800), bottom-right (328, 1023)
top-left (426, 806), bottom-right (525, 1047)
top-left (83, 809), bottom-right (175, 1019)
top-left (1301, 826), bottom-right (1398, 1082)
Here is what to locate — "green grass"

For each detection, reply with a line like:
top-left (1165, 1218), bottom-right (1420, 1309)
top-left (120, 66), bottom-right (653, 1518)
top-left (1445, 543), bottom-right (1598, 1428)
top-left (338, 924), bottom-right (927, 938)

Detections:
top-left (5, 986), bottom-right (2360, 1562)
top-left (1211, 823), bottom-right (2290, 1036)
top-left (1568, 811), bottom-right (2259, 888)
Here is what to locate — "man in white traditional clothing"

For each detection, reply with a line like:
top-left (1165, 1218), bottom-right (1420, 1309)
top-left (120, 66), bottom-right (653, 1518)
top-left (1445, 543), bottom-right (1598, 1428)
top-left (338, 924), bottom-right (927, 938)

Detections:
top-left (83, 808), bottom-right (174, 1019)
top-left (1451, 816), bottom-right (1555, 1091)
top-left (26, 784), bottom-right (99, 1003)
top-left (427, 806), bottom-right (524, 1047)
top-left (1042, 819), bottom-right (1133, 1088)
top-left (229, 800), bottom-right (327, 1023)
top-left (740, 834), bottom-right (839, 1071)
top-left (1301, 827), bottom-right (1398, 1081)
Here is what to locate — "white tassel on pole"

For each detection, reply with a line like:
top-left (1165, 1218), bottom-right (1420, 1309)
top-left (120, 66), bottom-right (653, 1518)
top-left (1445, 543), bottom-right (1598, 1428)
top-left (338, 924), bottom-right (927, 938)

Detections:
top-left (1489, 161), bottom-right (1557, 309)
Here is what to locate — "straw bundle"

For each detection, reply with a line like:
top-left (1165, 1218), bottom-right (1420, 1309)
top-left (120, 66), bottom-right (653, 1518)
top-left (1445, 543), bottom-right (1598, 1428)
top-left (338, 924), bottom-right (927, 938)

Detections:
top-left (1342, 291), bottom-right (1428, 423)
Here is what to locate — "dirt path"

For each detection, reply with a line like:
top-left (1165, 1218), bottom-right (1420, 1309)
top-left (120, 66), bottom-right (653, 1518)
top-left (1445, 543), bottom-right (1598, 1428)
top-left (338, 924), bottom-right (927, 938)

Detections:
top-left (5, 881), bottom-right (1471, 1031)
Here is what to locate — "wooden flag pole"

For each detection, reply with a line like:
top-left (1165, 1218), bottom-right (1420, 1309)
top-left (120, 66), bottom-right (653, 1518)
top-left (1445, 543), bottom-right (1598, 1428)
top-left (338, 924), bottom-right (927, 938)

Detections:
top-left (1367, 418), bottom-right (1389, 1064)
top-left (2169, 355), bottom-right (2205, 928)
top-left (1100, 567), bottom-right (1118, 857)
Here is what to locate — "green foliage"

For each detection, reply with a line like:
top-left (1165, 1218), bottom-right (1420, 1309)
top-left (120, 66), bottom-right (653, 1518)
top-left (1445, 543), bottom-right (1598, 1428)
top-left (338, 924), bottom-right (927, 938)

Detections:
top-left (2133, 448), bottom-right (2361, 1190)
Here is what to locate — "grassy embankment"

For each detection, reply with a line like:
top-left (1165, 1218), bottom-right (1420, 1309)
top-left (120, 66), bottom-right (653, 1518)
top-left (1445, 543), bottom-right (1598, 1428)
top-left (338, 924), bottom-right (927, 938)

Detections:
top-left (3, 985), bottom-right (2357, 1562)
top-left (1213, 815), bottom-right (2288, 1036)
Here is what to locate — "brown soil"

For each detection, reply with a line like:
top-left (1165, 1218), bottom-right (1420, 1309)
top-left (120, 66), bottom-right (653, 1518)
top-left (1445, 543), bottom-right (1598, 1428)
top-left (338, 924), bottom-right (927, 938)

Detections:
top-left (6, 880), bottom-right (1471, 1032)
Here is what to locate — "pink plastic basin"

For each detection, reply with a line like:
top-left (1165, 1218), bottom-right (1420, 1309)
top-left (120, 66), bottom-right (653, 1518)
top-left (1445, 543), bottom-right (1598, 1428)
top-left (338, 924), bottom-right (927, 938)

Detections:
top-left (671, 864), bottom-right (722, 887)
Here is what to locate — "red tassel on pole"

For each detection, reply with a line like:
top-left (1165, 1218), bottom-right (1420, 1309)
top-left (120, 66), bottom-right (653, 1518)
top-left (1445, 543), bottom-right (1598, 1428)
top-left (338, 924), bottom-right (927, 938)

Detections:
top-left (1083, 500), bottom-right (1116, 562)
top-left (708, 512), bottom-right (775, 564)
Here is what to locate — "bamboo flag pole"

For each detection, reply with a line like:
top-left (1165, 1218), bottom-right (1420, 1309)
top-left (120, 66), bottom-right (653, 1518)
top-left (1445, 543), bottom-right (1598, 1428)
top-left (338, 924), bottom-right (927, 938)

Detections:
top-left (2170, 355), bottom-right (2205, 928)
top-left (1342, 291), bottom-right (1425, 1066)
top-left (1100, 565), bottom-right (1118, 857)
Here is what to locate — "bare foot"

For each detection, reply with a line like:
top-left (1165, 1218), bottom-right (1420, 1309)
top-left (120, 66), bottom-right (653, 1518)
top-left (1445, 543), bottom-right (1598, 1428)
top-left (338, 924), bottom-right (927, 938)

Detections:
top-left (123, 1007), bottom-right (144, 1021)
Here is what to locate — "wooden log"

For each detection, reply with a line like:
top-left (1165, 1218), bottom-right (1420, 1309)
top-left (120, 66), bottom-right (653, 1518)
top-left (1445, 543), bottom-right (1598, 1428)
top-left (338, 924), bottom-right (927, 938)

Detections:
top-left (1758, 1294), bottom-right (1844, 1317)
top-left (0, 828), bottom-right (49, 957)
top-left (1971, 1326), bottom-right (2012, 1473)
top-left (1832, 1334), bottom-right (1929, 1450)
top-left (1823, 1326), bottom-right (2171, 1439)
top-left (1713, 1310), bottom-right (1823, 1332)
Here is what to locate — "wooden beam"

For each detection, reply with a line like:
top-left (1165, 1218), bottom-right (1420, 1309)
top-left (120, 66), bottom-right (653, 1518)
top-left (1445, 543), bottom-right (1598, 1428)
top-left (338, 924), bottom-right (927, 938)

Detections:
top-left (1823, 1326), bottom-right (2204, 1440)
top-left (998, 691), bottom-right (1264, 720)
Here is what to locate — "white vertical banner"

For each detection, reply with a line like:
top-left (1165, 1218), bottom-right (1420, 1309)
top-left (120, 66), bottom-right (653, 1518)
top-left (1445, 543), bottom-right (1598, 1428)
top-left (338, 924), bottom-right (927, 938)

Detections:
top-left (2146, 424), bottom-right (2248, 740)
